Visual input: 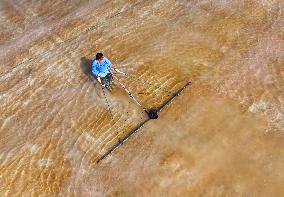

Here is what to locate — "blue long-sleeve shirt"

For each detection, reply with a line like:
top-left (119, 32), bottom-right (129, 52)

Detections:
top-left (92, 57), bottom-right (112, 77)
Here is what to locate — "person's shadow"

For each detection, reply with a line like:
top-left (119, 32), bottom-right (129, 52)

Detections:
top-left (80, 57), bottom-right (93, 76)
top-left (80, 57), bottom-right (104, 97)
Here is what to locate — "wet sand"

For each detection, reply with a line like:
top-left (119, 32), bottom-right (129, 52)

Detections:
top-left (0, 0), bottom-right (284, 196)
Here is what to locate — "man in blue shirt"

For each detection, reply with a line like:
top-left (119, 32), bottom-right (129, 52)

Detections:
top-left (92, 52), bottom-right (123, 89)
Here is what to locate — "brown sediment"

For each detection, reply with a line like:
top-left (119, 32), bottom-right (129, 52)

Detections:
top-left (0, 138), bottom-right (71, 196)
top-left (1, 0), bottom-right (284, 196)
top-left (118, 63), bottom-right (189, 109)
top-left (0, 32), bottom-right (13, 46)
top-left (94, 84), bottom-right (284, 196)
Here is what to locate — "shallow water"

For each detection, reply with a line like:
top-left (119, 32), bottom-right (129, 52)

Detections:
top-left (0, 0), bottom-right (284, 196)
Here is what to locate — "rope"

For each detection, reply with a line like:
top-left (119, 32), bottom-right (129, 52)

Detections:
top-left (113, 75), bottom-right (147, 113)
top-left (101, 85), bottom-right (113, 119)
top-left (116, 72), bottom-right (172, 94)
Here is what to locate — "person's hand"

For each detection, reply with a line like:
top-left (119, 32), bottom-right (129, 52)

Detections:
top-left (97, 77), bottom-right (102, 84)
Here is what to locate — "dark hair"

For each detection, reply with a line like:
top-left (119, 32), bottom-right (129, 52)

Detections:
top-left (96, 52), bottom-right (103, 60)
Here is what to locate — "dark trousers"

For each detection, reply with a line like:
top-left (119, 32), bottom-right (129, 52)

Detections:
top-left (101, 73), bottom-right (113, 88)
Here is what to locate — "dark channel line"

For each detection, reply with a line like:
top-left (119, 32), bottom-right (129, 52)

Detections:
top-left (97, 81), bottom-right (192, 163)
top-left (157, 82), bottom-right (192, 113)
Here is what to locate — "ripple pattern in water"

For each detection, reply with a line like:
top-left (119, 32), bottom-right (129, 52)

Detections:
top-left (1, 0), bottom-right (284, 196)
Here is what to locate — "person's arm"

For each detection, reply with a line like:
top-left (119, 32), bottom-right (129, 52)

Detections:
top-left (92, 61), bottom-right (102, 84)
top-left (97, 76), bottom-right (102, 84)
top-left (104, 57), bottom-right (124, 74)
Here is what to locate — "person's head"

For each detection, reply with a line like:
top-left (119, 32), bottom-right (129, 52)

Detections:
top-left (96, 52), bottom-right (104, 61)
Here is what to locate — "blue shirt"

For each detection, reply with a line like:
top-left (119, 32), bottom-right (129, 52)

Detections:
top-left (92, 57), bottom-right (112, 77)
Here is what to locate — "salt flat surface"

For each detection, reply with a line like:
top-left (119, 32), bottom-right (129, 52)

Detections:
top-left (0, 0), bottom-right (284, 196)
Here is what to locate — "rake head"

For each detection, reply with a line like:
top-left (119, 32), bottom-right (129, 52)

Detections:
top-left (147, 108), bottom-right (159, 119)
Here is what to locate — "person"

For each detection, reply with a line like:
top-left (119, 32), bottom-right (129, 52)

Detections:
top-left (92, 52), bottom-right (123, 89)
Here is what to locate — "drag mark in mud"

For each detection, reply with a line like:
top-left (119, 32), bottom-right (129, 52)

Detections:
top-left (97, 82), bottom-right (192, 163)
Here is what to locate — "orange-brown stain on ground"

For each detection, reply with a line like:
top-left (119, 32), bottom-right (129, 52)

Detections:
top-left (1, 0), bottom-right (284, 196)
top-left (0, 138), bottom-right (71, 196)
